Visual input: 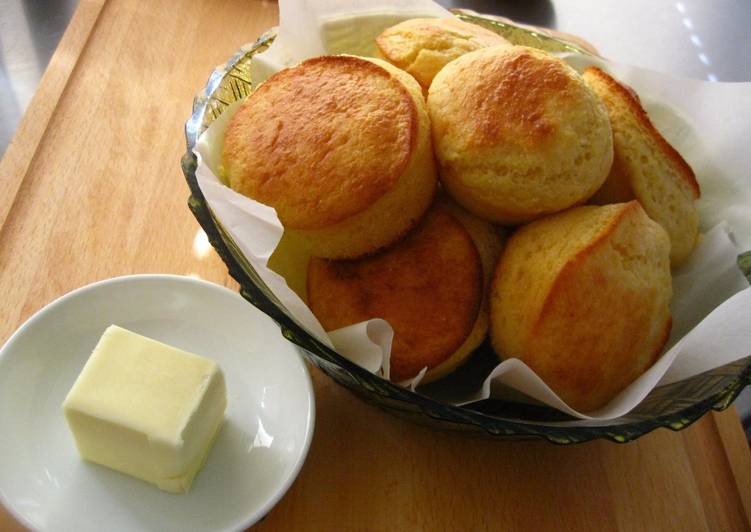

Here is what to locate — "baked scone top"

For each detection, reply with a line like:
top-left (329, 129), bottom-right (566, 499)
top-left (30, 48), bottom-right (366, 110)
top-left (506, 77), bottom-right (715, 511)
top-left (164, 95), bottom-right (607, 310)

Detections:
top-left (223, 55), bottom-right (418, 230)
top-left (307, 203), bottom-right (483, 382)
top-left (584, 66), bottom-right (699, 198)
top-left (584, 66), bottom-right (700, 265)
top-left (432, 45), bottom-right (599, 152)
top-left (428, 45), bottom-right (613, 223)
top-left (376, 17), bottom-right (510, 90)
top-left (491, 201), bottom-right (672, 411)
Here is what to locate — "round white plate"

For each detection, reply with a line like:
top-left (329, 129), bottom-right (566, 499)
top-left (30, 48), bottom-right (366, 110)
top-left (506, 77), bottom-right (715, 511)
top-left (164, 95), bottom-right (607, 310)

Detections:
top-left (0, 274), bottom-right (315, 532)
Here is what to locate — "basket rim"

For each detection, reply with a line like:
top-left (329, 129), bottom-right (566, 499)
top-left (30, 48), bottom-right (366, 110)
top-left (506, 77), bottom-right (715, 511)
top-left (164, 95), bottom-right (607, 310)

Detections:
top-left (180, 18), bottom-right (751, 444)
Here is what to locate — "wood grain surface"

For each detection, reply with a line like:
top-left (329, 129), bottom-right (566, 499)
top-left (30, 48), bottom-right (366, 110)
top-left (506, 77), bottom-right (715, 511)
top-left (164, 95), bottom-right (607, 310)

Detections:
top-left (0, 0), bottom-right (749, 530)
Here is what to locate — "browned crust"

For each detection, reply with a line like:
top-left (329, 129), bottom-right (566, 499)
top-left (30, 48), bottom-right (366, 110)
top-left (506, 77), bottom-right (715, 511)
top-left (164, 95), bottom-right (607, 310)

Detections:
top-left (533, 201), bottom-right (639, 328)
top-left (584, 66), bottom-right (700, 198)
top-left (528, 201), bottom-right (671, 410)
top-left (223, 55), bottom-right (418, 230)
top-left (375, 17), bottom-right (509, 67)
top-left (462, 48), bottom-right (576, 148)
top-left (307, 204), bottom-right (483, 382)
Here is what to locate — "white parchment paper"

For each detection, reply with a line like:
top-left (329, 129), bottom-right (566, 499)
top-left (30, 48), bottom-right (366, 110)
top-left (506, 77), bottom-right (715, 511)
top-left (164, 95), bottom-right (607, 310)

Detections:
top-left (250, 0), bottom-right (449, 83)
top-left (194, 0), bottom-right (751, 419)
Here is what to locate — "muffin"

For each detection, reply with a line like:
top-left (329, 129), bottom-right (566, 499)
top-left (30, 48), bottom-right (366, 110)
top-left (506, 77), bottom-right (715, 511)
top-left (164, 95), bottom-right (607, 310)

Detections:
top-left (428, 45), bottom-right (613, 225)
top-left (375, 17), bottom-right (510, 92)
top-left (584, 66), bottom-right (701, 265)
top-left (223, 55), bottom-right (437, 259)
top-left (308, 200), bottom-right (503, 383)
top-left (490, 201), bottom-right (672, 412)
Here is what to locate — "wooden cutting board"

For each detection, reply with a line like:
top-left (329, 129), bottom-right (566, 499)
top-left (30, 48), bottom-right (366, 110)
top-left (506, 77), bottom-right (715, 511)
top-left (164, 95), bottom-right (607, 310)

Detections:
top-left (0, 0), bottom-right (749, 530)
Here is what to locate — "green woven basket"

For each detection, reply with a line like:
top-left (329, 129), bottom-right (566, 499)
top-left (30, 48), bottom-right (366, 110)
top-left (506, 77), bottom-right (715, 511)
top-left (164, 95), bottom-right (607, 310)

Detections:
top-left (181, 12), bottom-right (751, 444)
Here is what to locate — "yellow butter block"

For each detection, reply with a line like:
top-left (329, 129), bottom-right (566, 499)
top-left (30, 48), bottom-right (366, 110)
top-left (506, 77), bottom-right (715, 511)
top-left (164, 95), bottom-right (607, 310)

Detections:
top-left (63, 325), bottom-right (227, 493)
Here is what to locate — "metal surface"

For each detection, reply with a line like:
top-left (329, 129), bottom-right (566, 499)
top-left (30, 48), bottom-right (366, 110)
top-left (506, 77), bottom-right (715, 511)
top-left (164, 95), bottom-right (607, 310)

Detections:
top-left (441, 0), bottom-right (751, 83)
top-left (0, 0), bottom-right (78, 156)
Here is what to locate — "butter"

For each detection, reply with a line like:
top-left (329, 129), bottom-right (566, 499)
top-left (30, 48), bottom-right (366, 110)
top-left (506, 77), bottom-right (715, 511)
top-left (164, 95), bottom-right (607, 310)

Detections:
top-left (63, 325), bottom-right (227, 493)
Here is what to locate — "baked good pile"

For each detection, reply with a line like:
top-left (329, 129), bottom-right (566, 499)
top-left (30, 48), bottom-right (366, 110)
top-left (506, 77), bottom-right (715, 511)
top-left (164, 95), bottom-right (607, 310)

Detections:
top-left (221, 17), bottom-right (701, 411)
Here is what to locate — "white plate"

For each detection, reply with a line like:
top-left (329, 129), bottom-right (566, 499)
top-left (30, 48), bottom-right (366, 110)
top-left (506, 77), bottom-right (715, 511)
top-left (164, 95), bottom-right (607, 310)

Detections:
top-left (0, 274), bottom-right (315, 532)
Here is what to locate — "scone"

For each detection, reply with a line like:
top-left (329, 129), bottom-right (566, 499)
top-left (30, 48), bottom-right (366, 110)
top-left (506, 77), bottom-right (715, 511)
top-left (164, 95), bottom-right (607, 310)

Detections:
top-left (490, 201), bottom-right (672, 412)
top-left (428, 45), bottom-right (613, 225)
top-left (584, 66), bottom-right (701, 265)
top-left (308, 200), bottom-right (503, 383)
top-left (223, 55), bottom-right (436, 259)
top-left (375, 17), bottom-right (510, 92)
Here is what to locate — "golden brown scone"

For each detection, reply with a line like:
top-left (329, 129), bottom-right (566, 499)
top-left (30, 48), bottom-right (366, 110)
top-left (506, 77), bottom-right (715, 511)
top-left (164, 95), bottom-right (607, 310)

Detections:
top-left (490, 201), bottom-right (672, 412)
top-left (428, 45), bottom-right (613, 225)
top-left (223, 55), bottom-right (436, 259)
top-left (375, 17), bottom-right (510, 92)
top-left (584, 66), bottom-right (701, 265)
top-left (308, 200), bottom-right (503, 383)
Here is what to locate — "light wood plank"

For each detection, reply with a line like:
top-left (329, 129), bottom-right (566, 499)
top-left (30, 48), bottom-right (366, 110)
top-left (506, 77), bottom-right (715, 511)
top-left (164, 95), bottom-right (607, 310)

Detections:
top-left (0, 1), bottom-right (749, 530)
top-left (0, 0), bottom-right (107, 231)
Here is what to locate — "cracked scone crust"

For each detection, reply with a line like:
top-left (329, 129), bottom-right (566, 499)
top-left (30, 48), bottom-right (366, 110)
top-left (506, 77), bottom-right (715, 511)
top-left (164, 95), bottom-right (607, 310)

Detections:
top-left (428, 45), bottom-right (613, 225)
top-left (376, 17), bottom-right (510, 91)
top-left (223, 55), bottom-right (436, 259)
top-left (585, 66), bottom-right (700, 265)
top-left (490, 201), bottom-right (672, 412)
top-left (308, 200), bottom-right (502, 383)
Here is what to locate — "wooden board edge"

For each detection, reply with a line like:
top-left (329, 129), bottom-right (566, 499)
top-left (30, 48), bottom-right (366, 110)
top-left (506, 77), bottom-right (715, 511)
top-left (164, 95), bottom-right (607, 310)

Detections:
top-left (713, 409), bottom-right (751, 521)
top-left (0, 0), bottom-right (108, 232)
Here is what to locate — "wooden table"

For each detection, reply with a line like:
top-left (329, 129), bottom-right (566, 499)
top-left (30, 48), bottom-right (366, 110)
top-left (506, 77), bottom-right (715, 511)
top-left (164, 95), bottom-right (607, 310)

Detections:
top-left (1, 0), bottom-right (750, 529)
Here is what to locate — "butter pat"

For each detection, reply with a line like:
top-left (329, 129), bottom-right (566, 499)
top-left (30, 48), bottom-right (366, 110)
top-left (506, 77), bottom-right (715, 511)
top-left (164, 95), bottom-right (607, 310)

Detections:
top-left (63, 325), bottom-right (227, 493)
